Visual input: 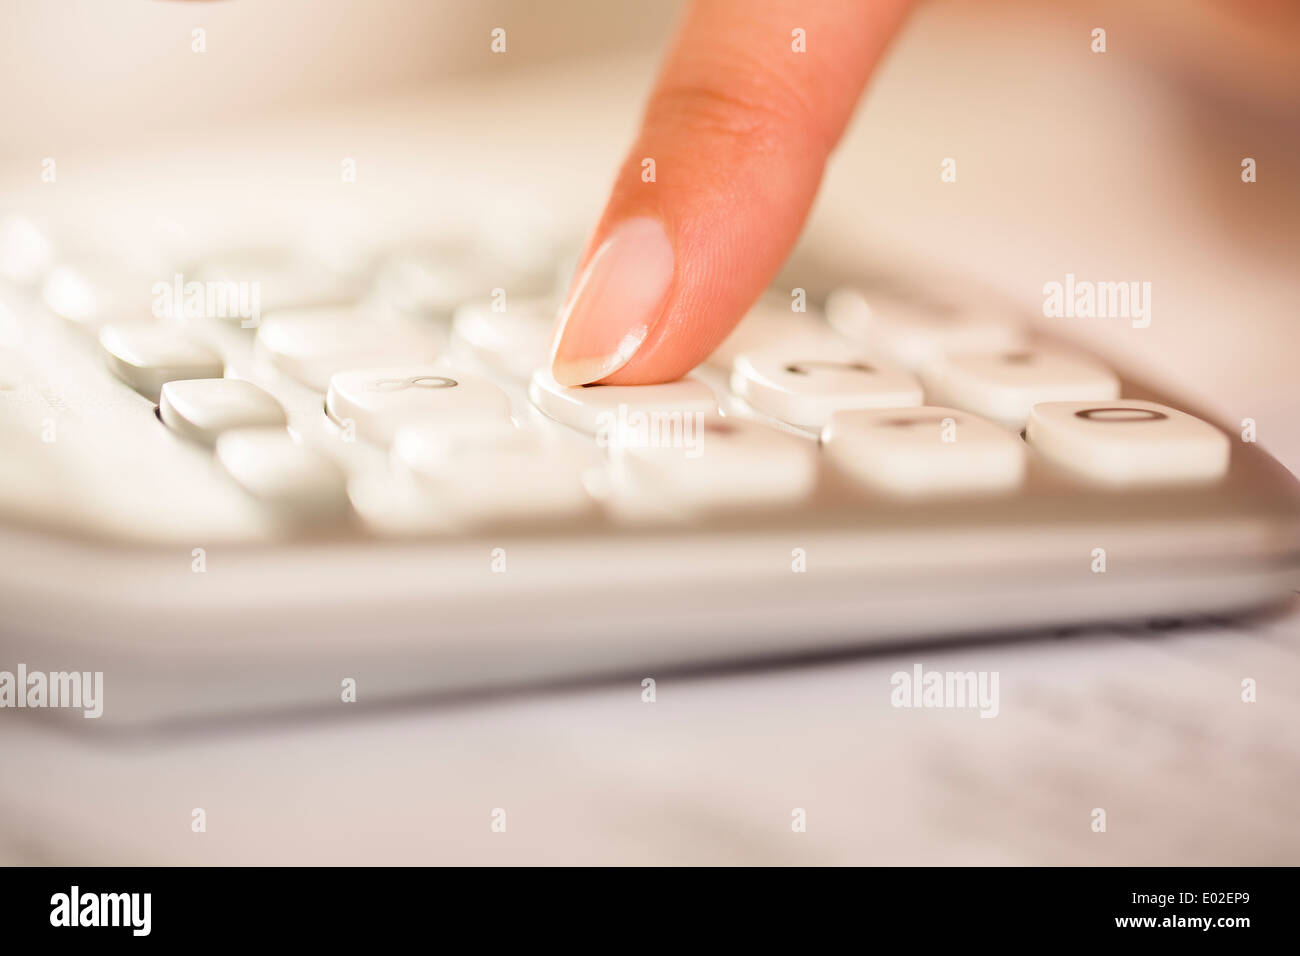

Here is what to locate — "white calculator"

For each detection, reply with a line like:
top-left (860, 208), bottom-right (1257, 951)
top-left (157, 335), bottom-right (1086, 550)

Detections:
top-left (2, 215), bottom-right (1298, 726)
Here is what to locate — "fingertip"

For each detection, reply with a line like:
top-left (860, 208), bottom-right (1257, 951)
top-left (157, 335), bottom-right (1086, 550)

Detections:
top-left (549, 216), bottom-right (675, 386)
top-left (553, 0), bottom-right (915, 386)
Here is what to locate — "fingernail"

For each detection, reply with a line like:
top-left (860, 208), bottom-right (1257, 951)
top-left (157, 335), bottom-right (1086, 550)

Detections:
top-left (550, 217), bottom-right (674, 385)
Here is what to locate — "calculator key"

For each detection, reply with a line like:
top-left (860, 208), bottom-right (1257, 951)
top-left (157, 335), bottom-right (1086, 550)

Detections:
top-left (159, 379), bottom-right (287, 444)
top-left (528, 368), bottom-right (717, 435)
top-left (99, 323), bottom-right (224, 401)
top-left (1026, 400), bottom-right (1230, 485)
top-left (610, 416), bottom-right (818, 513)
top-left (392, 424), bottom-right (593, 524)
top-left (921, 348), bottom-right (1120, 429)
top-left (450, 297), bottom-right (555, 379)
top-left (821, 406), bottom-right (1026, 496)
top-left (256, 307), bottom-right (440, 392)
top-left (326, 365), bottom-right (512, 444)
top-left (731, 345), bottom-right (922, 429)
top-left (706, 295), bottom-right (841, 370)
top-left (826, 287), bottom-right (1024, 371)
top-left (215, 428), bottom-right (348, 520)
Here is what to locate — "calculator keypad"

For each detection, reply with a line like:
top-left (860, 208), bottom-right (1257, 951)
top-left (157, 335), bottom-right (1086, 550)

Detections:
top-left (1026, 400), bottom-right (1231, 485)
top-left (821, 406), bottom-right (1027, 496)
top-left (99, 323), bottom-right (224, 401)
top-left (609, 415), bottom-right (818, 514)
top-left (921, 348), bottom-right (1120, 429)
top-left (256, 306), bottom-right (440, 392)
top-left (826, 287), bottom-right (1024, 371)
top-left (159, 378), bottom-right (287, 444)
top-left (392, 423), bottom-right (593, 525)
top-left (29, 232), bottom-right (1245, 537)
top-left (326, 366), bottom-right (513, 444)
top-left (730, 345), bottom-right (922, 429)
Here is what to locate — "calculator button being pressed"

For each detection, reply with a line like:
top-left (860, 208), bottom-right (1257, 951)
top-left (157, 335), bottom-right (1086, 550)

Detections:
top-left (159, 379), bottom-right (287, 444)
top-left (215, 428), bottom-right (348, 519)
top-left (1026, 400), bottom-right (1230, 485)
top-left (730, 345), bottom-right (922, 429)
top-left (256, 307), bottom-right (440, 392)
top-left (921, 348), bottom-right (1120, 429)
top-left (528, 368), bottom-right (717, 435)
top-left (610, 416), bottom-right (818, 514)
top-left (821, 406), bottom-right (1026, 496)
top-left (826, 287), bottom-right (1024, 371)
top-left (99, 323), bottom-right (224, 401)
top-left (326, 365), bottom-right (512, 444)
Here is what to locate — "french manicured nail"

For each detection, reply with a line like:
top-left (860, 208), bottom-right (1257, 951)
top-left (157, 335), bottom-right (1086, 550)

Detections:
top-left (550, 217), bottom-right (674, 385)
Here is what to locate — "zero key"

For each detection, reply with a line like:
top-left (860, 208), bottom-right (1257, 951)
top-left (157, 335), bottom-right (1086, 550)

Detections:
top-left (1026, 400), bottom-right (1230, 485)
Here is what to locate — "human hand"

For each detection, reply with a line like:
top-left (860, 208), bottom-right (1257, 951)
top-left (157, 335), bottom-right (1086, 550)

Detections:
top-left (548, 0), bottom-right (914, 386)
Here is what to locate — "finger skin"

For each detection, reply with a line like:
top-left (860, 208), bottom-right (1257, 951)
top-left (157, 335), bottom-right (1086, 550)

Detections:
top-left (556, 0), bottom-right (914, 386)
